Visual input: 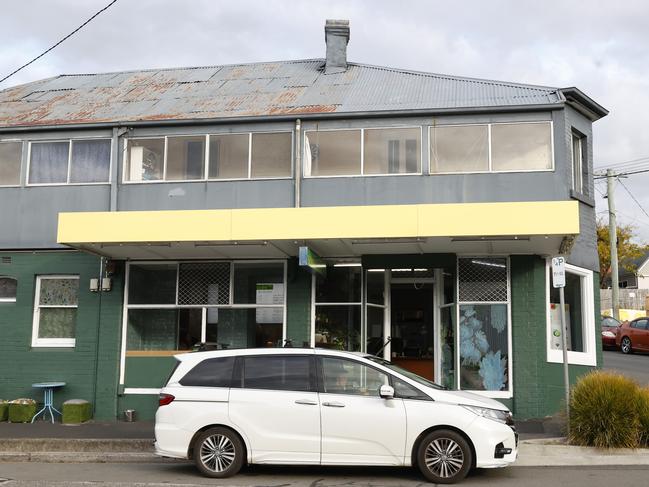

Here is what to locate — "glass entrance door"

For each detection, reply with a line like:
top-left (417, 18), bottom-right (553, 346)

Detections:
top-left (389, 282), bottom-right (435, 380)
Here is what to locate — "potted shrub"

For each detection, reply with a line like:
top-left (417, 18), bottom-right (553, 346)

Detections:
top-left (0, 400), bottom-right (8, 421)
top-left (8, 398), bottom-right (37, 423)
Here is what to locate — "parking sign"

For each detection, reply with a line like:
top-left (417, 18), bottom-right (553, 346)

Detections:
top-left (551, 256), bottom-right (566, 288)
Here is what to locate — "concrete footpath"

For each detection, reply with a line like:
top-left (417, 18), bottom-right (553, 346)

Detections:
top-left (2, 420), bottom-right (649, 467)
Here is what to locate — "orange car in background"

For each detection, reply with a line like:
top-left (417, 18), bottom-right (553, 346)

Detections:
top-left (615, 317), bottom-right (649, 354)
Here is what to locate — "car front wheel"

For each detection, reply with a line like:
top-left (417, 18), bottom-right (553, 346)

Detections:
top-left (416, 429), bottom-right (472, 484)
top-left (193, 427), bottom-right (244, 478)
top-left (621, 337), bottom-right (633, 354)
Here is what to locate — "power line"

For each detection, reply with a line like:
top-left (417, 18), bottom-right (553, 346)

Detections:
top-left (618, 178), bottom-right (649, 221)
top-left (594, 155), bottom-right (649, 171)
top-left (0, 0), bottom-right (119, 85)
top-left (595, 168), bottom-right (649, 179)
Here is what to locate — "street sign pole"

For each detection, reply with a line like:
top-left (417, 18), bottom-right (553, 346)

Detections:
top-left (552, 256), bottom-right (570, 438)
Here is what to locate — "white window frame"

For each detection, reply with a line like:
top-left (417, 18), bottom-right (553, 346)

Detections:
top-left (303, 126), bottom-right (424, 178)
top-left (26, 138), bottom-right (113, 186)
top-left (0, 140), bottom-right (24, 188)
top-left (545, 261), bottom-right (596, 366)
top-left (456, 256), bottom-right (513, 399)
top-left (0, 276), bottom-right (17, 303)
top-left (31, 275), bottom-right (79, 348)
top-left (429, 121), bottom-right (555, 175)
top-left (571, 131), bottom-right (584, 194)
top-left (122, 131), bottom-right (294, 184)
top-left (119, 260), bottom-right (288, 386)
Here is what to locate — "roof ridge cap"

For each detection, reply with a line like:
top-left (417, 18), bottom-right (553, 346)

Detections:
top-left (348, 61), bottom-right (558, 92)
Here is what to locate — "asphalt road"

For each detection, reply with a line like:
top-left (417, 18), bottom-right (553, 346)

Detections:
top-left (602, 350), bottom-right (649, 385)
top-left (1, 462), bottom-right (649, 487)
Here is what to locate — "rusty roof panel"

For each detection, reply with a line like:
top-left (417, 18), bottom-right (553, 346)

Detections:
top-left (0, 59), bottom-right (564, 128)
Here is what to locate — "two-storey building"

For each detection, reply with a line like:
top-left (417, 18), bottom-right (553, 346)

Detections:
top-left (0, 20), bottom-right (607, 420)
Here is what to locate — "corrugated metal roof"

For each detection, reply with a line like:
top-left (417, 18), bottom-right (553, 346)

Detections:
top-left (0, 59), bottom-right (563, 128)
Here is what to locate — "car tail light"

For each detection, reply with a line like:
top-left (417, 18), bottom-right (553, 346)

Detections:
top-left (159, 393), bottom-right (175, 406)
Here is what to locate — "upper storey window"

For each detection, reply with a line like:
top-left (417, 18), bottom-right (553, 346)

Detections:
top-left (571, 130), bottom-right (587, 196)
top-left (28, 139), bottom-right (111, 185)
top-left (430, 122), bottom-right (553, 174)
top-left (0, 141), bottom-right (22, 186)
top-left (304, 127), bottom-right (421, 177)
top-left (124, 132), bottom-right (292, 182)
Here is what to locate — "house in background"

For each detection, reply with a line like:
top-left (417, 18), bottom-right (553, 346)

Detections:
top-left (0, 20), bottom-right (607, 420)
top-left (616, 252), bottom-right (649, 289)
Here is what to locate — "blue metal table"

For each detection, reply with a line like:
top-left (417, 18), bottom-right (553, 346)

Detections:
top-left (31, 382), bottom-right (66, 423)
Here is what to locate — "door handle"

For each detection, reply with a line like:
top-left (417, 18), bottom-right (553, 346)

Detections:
top-left (295, 399), bottom-right (318, 406)
top-left (322, 401), bottom-right (345, 408)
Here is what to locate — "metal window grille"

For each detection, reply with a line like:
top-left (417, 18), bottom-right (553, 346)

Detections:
top-left (178, 263), bottom-right (230, 305)
top-left (458, 258), bottom-right (507, 302)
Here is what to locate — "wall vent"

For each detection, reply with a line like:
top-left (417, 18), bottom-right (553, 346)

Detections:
top-left (1, 257), bottom-right (11, 264)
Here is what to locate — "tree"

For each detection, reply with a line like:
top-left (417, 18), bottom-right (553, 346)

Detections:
top-left (596, 220), bottom-right (649, 288)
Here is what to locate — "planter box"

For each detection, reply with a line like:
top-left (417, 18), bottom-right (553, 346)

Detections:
top-left (62, 399), bottom-right (92, 424)
top-left (9, 402), bottom-right (37, 423)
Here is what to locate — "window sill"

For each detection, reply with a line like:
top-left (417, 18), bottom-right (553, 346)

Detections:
top-left (546, 349), bottom-right (596, 367)
top-left (570, 190), bottom-right (595, 208)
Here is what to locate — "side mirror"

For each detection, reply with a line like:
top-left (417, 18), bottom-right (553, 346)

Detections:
top-left (379, 385), bottom-right (394, 399)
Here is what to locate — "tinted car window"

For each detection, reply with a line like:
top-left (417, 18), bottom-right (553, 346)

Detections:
top-left (393, 378), bottom-right (431, 400)
top-left (243, 355), bottom-right (312, 392)
top-left (179, 356), bottom-right (235, 387)
top-left (632, 319), bottom-right (648, 330)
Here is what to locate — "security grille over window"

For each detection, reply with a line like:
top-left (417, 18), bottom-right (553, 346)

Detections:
top-left (178, 263), bottom-right (230, 305)
top-left (458, 258), bottom-right (508, 302)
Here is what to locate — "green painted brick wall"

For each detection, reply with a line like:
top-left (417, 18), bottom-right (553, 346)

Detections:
top-left (0, 251), bottom-right (123, 420)
top-left (510, 255), bottom-right (601, 419)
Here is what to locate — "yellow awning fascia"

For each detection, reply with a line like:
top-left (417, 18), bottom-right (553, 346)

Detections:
top-left (57, 201), bottom-right (580, 245)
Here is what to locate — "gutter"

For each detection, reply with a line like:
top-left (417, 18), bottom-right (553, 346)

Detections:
top-left (0, 103), bottom-right (566, 133)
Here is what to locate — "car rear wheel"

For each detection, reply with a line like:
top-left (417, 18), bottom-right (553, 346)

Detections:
top-left (621, 337), bottom-right (633, 354)
top-left (193, 427), bottom-right (244, 478)
top-left (416, 429), bottom-right (472, 484)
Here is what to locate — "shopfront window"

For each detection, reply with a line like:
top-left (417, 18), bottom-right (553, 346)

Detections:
top-left (458, 258), bottom-right (510, 393)
top-left (547, 262), bottom-right (595, 366)
top-left (314, 266), bottom-right (362, 351)
top-left (439, 270), bottom-right (456, 390)
top-left (124, 261), bottom-right (286, 355)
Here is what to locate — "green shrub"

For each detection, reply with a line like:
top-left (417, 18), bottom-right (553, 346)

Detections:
top-left (569, 371), bottom-right (641, 448)
top-left (8, 398), bottom-right (37, 423)
top-left (0, 400), bottom-right (8, 421)
top-left (637, 387), bottom-right (649, 447)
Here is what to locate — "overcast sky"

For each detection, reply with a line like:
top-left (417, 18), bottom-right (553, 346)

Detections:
top-left (2, 0), bottom-right (649, 239)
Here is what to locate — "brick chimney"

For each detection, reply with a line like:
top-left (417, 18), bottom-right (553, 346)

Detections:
top-left (324, 19), bottom-right (350, 74)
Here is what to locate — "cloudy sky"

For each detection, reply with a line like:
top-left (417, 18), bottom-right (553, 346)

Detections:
top-left (2, 0), bottom-right (649, 239)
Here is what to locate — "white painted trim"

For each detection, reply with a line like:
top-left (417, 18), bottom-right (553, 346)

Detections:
top-left (545, 260), bottom-right (597, 367)
top-left (124, 388), bottom-right (161, 395)
top-left (31, 275), bottom-right (79, 348)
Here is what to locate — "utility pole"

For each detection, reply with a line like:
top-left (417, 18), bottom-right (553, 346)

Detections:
top-left (607, 169), bottom-right (619, 320)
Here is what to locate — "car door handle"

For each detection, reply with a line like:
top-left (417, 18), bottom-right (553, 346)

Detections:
top-left (295, 399), bottom-right (318, 406)
top-left (322, 401), bottom-right (345, 408)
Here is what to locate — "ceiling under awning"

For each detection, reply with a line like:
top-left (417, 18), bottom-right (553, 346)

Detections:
top-left (57, 201), bottom-right (580, 260)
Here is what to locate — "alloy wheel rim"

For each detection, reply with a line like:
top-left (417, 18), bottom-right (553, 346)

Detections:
top-left (622, 338), bottom-right (630, 352)
top-left (200, 434), bottom-right (235, 472)
top-left (424, 437), bottom-right (464, 478)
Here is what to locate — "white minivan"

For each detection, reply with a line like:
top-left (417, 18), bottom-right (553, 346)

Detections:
top-left (155, 348), bottom-right (517, 484)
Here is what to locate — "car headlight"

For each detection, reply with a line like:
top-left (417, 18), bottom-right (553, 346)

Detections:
top-left (602, 331), bottom-right (616, 338)
top-left (462, 405), bottom-right (512, 424)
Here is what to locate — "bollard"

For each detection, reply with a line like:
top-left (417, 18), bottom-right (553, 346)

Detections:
top-left (123, 409), bottom-right (136, 422)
